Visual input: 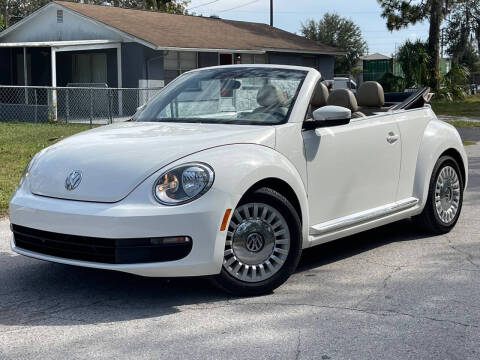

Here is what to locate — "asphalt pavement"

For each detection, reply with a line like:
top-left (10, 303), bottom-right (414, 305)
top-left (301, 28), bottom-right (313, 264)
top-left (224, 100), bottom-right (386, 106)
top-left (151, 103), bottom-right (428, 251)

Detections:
top-left (0, 144), bottom-right (479, 360)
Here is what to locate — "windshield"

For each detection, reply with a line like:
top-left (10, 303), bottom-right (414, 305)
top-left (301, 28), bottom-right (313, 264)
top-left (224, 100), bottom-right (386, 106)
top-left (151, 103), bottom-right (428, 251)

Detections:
top-left (135, 67), bottom-right (307, 125)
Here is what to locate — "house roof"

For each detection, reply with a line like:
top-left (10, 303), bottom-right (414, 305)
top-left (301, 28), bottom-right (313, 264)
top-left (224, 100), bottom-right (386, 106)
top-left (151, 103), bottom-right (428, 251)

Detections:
top-left (360, 53), bottom-right (391, 61)
top-left (50, 1), bottom-right (343, 55)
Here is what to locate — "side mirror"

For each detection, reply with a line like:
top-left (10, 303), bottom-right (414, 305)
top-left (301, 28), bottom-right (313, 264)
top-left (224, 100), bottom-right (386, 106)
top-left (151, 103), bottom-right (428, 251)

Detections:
top-left (136, 104), bottom-right (147, 113)
top-left (304, 106), bottom-right (351, 130)
top-left (313, 105), bottom-right (351, 121)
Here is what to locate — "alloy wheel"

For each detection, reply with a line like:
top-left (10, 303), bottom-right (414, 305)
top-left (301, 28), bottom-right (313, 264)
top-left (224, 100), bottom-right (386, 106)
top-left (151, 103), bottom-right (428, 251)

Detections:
top-left (223, 202), bottom-right (291, 283)
top-left (434, 165), bottom-right (461, 224)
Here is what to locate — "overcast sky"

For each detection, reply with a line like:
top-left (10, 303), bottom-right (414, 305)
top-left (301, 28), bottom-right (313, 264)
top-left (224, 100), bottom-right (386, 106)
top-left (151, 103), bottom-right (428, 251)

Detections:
top-left (187, 0), bottom-right (430, 56)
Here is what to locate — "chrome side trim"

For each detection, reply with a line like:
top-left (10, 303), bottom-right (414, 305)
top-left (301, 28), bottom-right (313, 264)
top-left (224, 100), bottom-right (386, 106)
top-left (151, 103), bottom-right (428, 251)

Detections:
top-left (310, 197), bottom-right (419, 235)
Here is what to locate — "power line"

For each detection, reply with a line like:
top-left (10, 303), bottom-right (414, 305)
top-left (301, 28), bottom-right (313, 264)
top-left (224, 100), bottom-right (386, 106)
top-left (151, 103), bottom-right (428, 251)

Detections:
top-left (218, 0), bottom-right (260, 13)
top-left (188, 0), bottom-right (222, 11)
top-left (210, 9), bottom-right (381, 15)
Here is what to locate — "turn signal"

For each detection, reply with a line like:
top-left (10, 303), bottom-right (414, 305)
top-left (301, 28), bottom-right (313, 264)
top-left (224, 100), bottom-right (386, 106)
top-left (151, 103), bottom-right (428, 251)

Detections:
top-left (220, 209), bottom-right (232, 231)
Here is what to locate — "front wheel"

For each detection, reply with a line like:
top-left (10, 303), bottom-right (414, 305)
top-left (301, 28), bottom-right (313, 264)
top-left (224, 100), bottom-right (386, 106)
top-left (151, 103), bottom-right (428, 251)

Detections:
top-left (414, 155), bottom-right (464, 234)
top-left (212, 187), bottom-right (302, 296)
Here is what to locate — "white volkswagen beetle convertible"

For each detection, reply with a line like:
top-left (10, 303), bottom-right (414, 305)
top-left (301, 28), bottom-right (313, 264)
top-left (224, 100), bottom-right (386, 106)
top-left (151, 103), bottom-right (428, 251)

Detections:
top-left (9, 65), bottom-right (467, 295)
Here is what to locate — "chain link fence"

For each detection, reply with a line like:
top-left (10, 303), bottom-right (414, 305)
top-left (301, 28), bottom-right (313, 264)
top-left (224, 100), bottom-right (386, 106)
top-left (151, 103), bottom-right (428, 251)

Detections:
top-left (0, 86), bottom-right (163, 126)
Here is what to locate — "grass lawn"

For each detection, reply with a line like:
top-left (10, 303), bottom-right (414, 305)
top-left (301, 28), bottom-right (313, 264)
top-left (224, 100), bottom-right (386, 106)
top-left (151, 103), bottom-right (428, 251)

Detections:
top-left (445, 120), bottom-right (480, 128)
top-left (0, 122), bottom-right (92, 216)
top-left (431, 94), bottom-right (480, 118)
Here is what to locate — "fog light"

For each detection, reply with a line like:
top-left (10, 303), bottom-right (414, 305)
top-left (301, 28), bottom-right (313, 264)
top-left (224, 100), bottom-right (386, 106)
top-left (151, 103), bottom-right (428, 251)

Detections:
top-left (150, 236), bottom-right (191, 245)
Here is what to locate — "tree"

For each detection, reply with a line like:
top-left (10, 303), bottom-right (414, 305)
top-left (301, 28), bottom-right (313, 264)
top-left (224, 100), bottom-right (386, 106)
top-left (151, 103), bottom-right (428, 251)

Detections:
top-left (301, 13), bottom-right (368, 75)
top-left (378, 0), bottom-right (451, 90)
top-left (378, 72), bottom-right (405, 92)
top-left (444, 0), bottom-right (480, 69)
top-left (396, 40), bottom-right (430, 87)
top-left (0, 11), bottom-right (5, 31)
top-left (140, 0), bottom-right (189, 13)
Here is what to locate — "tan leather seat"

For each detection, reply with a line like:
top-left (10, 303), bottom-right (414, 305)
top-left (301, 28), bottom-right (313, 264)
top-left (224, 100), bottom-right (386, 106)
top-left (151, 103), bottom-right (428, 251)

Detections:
top-left (254, 84), bottom-right (288, 116)
top-left (357, 81), bottom-right (387, 116)
top-left (311, 82), bottom-right (329, 111)
top-left (327, 89), bottom-right (365, 118)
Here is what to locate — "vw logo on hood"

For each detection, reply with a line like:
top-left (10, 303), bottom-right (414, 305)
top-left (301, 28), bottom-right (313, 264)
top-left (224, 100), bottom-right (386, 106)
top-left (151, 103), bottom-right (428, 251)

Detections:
top-left (65, 170), bottom-right (82, 191)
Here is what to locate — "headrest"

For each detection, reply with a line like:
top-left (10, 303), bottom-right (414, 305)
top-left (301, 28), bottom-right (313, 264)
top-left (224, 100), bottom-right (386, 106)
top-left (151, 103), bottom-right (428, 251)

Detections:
top-left (358, 81), bottom-right (385, 107)
top-left (257, 85), bottom-right (287, 107)
top-left (327, 89), bottom-right (358, 112)
top-left (311, 82), bottom-right (329, 108)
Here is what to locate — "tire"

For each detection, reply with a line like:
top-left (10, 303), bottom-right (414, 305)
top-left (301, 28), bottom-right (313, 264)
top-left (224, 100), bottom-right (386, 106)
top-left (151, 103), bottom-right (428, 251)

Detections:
top-left (413, 155), bottom-right (464, 234)
top-left (212, 187), bottom-right (302, 296)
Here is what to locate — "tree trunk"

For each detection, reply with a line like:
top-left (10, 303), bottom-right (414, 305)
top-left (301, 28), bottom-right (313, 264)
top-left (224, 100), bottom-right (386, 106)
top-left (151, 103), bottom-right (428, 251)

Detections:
top-left (427, 0), bottom-right (443, 90)
top-left (454, 4), bottom-right (471, 66)
top-left (3, 0), bottom-right (8, 28)
top-left (476, 21), bottom-right (480, 55)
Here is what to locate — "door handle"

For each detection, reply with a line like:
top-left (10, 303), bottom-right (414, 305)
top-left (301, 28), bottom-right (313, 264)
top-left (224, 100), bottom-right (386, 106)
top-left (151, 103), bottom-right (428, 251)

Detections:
top-left (387, 132), bottom-right (399, 144)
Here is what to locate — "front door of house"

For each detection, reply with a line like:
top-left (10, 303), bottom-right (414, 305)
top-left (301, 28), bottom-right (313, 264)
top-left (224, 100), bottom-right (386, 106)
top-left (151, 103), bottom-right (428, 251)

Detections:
top-left (219, 53), bottom-right (233, 66)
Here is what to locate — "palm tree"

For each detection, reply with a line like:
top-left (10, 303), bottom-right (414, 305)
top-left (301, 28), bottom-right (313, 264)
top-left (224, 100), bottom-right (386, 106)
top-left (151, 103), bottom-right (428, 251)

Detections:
top-left (397, 40), bottom-right (430, 88)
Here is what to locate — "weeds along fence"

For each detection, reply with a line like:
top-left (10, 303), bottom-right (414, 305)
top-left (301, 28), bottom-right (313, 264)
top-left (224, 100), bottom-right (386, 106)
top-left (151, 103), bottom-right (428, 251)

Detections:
top-left (0, 86), bottom-right (164, 126)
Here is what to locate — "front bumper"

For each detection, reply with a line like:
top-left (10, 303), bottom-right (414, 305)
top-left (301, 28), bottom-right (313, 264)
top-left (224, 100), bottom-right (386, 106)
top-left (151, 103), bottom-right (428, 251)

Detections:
top-left (9, 183), bottom-right (234, 277)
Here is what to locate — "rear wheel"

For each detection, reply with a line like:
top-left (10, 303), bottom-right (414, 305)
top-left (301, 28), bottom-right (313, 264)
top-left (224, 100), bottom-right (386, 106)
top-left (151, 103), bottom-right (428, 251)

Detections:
top-left (414, 155), bottom-right (464, 234)
top-left (212, 187), bottom-right (302, 296)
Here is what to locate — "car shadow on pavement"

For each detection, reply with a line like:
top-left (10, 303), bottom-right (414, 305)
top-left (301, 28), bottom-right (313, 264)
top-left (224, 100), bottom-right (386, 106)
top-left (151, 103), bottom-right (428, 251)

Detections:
top-left (297, 219), bottom-right (432, 273)
top-left (0, 219), bottom-right (434, 327)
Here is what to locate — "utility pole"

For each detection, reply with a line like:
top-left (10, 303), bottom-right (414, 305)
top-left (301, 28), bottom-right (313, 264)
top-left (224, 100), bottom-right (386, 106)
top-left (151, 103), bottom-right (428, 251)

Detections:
top-left (270, 0), bottom-right (273, 26)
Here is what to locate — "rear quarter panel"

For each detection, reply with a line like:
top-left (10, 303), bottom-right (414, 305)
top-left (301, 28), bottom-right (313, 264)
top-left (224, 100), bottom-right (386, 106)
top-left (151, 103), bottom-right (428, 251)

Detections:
top-left (411, 111), bottom-right (468, 211)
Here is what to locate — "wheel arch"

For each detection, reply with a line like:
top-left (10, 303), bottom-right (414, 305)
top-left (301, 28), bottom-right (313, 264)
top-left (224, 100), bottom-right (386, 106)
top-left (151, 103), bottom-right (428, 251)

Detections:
top-left (240, 177), bottom-right (302, 223)
top-left (440, 147), bottom-right (467, 188)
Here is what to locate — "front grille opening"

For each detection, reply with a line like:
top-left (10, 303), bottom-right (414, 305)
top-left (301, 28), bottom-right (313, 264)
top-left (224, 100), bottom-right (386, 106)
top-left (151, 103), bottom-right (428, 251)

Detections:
top-left (12, 225), bottom-right (192, 264)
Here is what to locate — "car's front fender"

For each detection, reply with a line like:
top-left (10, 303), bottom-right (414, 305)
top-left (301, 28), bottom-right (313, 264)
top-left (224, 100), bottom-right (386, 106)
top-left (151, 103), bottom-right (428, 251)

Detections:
top-left (174, 144), bottom-right (310, 248)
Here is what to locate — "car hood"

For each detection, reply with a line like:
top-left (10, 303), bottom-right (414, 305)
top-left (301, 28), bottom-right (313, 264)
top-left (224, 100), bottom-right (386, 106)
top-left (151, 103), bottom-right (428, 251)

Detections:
top-left (29, 122), bottom-right (276, 202)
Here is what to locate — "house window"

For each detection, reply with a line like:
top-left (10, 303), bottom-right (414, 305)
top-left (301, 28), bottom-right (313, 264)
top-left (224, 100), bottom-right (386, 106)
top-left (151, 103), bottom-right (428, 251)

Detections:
top-left (164, 51), bottom-right (197, 84)
top-left (72, 53), bottom-right (107, 85)
top-left (241, 54), bottom-right (253, 64)
top-left (57, 10), bottom-right (63, 23)
top-left (253, 54), bottom-right (267, 64)
top-left (240, 54), bottom-right (267, 64)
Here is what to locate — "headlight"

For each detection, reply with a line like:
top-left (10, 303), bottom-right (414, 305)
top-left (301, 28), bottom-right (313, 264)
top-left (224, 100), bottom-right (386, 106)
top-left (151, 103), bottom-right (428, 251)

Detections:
top-left (153, 163), bottom-right (214, 205)
top-left (17, 155), bottom-right (37, 188)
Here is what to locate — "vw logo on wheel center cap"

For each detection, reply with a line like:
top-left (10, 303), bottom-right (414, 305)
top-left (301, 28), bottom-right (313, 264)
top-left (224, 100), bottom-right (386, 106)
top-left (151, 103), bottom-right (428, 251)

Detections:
top-left (65, 170), bottom-right (82, 191)
top-left (246, 232), bottom-right (265, 253)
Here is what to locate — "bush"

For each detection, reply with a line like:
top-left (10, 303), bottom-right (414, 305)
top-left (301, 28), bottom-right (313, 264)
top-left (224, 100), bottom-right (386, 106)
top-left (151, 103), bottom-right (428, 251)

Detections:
top-left (396, 40), bottom-right (430, 88)
top-left (436, 65), bottom-right (470, 101)
top-left (378, 72), bottom-right (405, 92)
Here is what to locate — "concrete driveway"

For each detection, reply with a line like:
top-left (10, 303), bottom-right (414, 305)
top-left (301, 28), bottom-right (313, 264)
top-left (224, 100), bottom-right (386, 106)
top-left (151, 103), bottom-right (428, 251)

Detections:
top-left (1, 145), bottom-right (479, 360)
